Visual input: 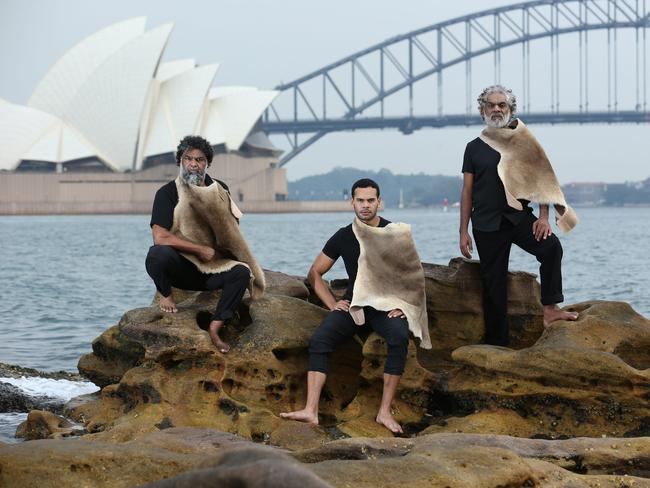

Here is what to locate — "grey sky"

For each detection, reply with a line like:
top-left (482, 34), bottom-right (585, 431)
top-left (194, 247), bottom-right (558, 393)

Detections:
top-left (1, 0), bottom-right (648, 183)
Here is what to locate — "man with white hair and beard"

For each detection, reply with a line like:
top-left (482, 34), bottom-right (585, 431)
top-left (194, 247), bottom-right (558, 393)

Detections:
top-left (145, 135), bottom-right (251, 354)
top-left (459, 85), bottom-right (578, 347)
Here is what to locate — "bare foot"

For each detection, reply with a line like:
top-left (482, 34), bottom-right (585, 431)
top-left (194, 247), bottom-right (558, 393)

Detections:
top-left (376, 410), bottom-right (404, 434)
top-left (543, 305), bottom-right (579, 328)
top-left (208, 320), bottom-right (230, 354)
top-left (279, 409), bottom-right (319, 425)
top-left (159, 295), bottom-right (177, 313)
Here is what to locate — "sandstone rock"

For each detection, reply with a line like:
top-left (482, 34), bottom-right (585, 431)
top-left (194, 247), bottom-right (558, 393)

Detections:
top-left (443, 301), bottom-right (650, 438)
top-left (299, 434), bottom-right (650, 487)
top-left (0, 427), bottom-right (251, 488)
top-left (71, 262), bottom-right (650, 450)
top-left (263, 269), bottom-right (310, 299)
top-left (142, 444), bottom-right (332, 488)
top-left (15, 409), bottom-right (82, 440)
top-left (4, 427), bottom-right (650, 487)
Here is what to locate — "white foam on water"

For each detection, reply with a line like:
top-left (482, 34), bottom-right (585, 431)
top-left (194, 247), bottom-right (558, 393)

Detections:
top-left (0, 376), bottom-right (98, 400)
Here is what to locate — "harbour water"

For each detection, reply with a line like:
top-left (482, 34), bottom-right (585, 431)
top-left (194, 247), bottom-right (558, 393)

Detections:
top-left (1, 207), bottom-right (649, 442)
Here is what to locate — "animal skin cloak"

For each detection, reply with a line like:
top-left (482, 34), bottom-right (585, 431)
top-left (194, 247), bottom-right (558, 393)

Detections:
top-left (170, 177), bottom-right (265, 299)
top-left (480, 120), bottom-right (578, 233)
top-left (349, 218), bottom-right (431, 349)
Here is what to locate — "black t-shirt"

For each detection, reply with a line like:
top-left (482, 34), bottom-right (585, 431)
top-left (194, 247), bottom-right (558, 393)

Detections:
top-left (322, 217), bottom-right (390, 301)
top-left (462, 137), bottom-right (530, 232)
top-left (149, 174), bottom-right (229, 229)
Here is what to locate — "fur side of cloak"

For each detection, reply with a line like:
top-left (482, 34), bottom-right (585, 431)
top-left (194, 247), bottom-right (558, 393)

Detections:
top-left (480, 120), bottom-right (578, 233)
top-left (171, 177), bottom-right (265, 299)
top-left (349, 218), bottom-right (431, 350)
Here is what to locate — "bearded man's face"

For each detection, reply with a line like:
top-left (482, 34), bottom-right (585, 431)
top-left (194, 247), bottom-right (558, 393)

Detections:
top-left (482, 92), bottom-right (511, 128)
top-left (180, 148), bottom-right (208, 186)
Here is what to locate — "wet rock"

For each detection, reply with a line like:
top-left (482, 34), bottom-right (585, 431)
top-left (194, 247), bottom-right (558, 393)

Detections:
top-left (15, 410), bottom-right (82, 440)
top-left (0, 382), bottom-right (64, 414)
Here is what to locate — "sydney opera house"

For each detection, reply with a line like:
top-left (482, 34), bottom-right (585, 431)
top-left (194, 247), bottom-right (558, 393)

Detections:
top-left (0, 17), bottom-right (290, 214)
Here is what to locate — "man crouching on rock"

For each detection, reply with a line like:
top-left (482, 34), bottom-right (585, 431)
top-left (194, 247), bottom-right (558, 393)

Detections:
top-left (281, 178), bottom-right (431, 434)
top-left (145, 135), bottom-right (265, 354)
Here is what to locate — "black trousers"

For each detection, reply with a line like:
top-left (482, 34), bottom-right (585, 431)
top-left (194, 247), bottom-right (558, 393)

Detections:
top-left (145, 245), bottom-right (250, 322)
top-left (472, 213), bottom-right (564, 346)
top-left (308, 307), bottom-right (409, 376)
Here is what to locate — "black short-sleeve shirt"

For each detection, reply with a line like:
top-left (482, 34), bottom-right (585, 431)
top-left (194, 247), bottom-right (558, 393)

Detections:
top-left (322, 216), bottom-right (390, 301)
top-left (150, 174), bottom-right (229, 229)
top-left (462, 137), bottom-right (530, 232)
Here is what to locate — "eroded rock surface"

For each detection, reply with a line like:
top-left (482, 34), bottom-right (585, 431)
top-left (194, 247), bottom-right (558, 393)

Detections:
top-left (5, 262), bottom-right (650, 486)
top-left (70, 262), bottom-right (650, 444)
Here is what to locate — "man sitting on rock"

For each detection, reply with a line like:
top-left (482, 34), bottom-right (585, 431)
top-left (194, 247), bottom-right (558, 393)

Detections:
top-left (281, 178), bottom-right (431, 434)
top-left (459, 85), bottom-right (578, 347)
top-left (145, 135), bottom-right (264, 354)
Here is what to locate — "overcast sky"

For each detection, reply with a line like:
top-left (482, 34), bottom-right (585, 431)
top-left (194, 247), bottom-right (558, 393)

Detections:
top-left (1, 0), bottom-right (648, 182)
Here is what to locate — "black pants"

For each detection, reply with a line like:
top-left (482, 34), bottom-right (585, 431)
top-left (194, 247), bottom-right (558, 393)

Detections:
top-left (145, 245), bottom-right (250, 322)
top-left (473, 213), bottom-right (564, 346)
top-left (308, 307), bottom-right (409, 376)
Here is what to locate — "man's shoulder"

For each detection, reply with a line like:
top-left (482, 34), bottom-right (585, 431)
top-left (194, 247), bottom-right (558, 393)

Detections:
top-left (157, 179), bottom-right (177, 193)
top-left (378, 216), bottom-right (391, 227)
top-left (465, 137), bottom-right (484, 148)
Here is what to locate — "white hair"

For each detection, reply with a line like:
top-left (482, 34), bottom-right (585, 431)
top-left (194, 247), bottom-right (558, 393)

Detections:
top-left (477, 85), bottom-right (517, 117)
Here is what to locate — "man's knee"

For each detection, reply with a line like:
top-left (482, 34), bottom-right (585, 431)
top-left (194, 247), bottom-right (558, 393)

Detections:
top-left (538, 236), bottom-right (563, 262)
top-left (230, 264), bottom-right (251, 283)
top-left (385, 320), bottom-right (409, 349)
top-left (146, 245), bottom-right (178, 268)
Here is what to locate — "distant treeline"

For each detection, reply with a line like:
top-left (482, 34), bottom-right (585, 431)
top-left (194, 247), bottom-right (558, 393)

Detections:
top-left (289, 167), bottom-right (650, 207)
top-left (288, 167), bottom-right (462, 208)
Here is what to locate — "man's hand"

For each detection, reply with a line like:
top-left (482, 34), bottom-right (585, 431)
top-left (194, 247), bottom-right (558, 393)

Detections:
top-left (532, 217), bottom-right (552, 241)
top-left (387, 308), bottom-right (406, 319)
top-left (333, 300), bottom-right (350, 312)
top-left (459, 231), bottom-right (473, 259)
top-left (197, 246), bottom-right (216, 262)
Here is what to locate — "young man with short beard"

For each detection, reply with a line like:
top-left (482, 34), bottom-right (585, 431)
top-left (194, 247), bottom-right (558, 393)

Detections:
top-left (459, 85), bottom-right (578, 347)
top-left (145, 135), bottom-right (251, 354)
top-left (281, 178), bottom-right (430, 434)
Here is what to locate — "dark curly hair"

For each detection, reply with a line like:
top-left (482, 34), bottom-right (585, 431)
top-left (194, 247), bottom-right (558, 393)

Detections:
top-left (351, 178), bottom-right (380, 198)
top-left (175, 135), bottom-right (214, 167)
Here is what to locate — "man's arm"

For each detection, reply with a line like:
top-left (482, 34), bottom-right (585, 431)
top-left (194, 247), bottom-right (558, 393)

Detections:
top-left (152, 224), bottom-right (215, 262)
top-left (459, 172), bottom-right (474, 258)
top-left (532, 204), bottom-right (552, 241)
top-left (307, 252), bottom-right (349, 311)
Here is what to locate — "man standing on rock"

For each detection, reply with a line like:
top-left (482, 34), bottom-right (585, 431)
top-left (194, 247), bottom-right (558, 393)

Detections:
top-left (459, 85), bottom-right (578, 346)
top-left (146, 135), bottom-right (264, 354)
top-left (281, 178), bottom-right (431, 434)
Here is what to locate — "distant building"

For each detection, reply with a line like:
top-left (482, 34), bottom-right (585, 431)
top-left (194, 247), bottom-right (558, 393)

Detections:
top-left (562, 182), bottom-right (608, 206)
top-left (0, 18), bottom-right (289, 214)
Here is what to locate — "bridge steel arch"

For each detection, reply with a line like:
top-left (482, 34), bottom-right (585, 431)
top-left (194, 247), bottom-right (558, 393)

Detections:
top-left (262, 0), bottom-right (650, 166)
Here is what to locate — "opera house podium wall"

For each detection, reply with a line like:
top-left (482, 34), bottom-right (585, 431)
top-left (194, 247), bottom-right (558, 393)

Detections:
top-left (0, 153), bottom-right (350, 215)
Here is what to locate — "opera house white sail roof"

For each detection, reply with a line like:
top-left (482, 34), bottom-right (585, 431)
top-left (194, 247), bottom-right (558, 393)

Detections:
top-left (0, 18), bottom-right (279, 172)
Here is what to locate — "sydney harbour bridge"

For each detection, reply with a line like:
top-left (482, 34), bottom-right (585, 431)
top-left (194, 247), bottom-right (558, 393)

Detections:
top-left (261, 0), bottom-right (650, 166)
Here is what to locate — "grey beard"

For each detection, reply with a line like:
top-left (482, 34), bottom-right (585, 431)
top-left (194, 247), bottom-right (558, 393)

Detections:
top-left (485, 115), bottom-right (511, 128)
top-left (180, 166), bottom-right (205, 186)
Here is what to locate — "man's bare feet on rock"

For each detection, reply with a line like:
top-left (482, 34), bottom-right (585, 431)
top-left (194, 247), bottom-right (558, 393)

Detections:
top-left (279, 409), bottom-right (319, 425)
top-left (376, 410), bottom-right (404, 434)
top-left (208, 320), bottom-right (230, 354)
top-left (159, 295), bottom-right (177, 313)
top-left (543, 305), bottom-right (579, 328)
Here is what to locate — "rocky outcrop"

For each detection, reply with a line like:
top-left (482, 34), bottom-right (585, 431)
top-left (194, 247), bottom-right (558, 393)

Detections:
top-left (5, 260), bottom-right (650, 486)
top-left (68, 260), bottom-right (650, 444)
top-left (3, 428), bottom-right (650, 487)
